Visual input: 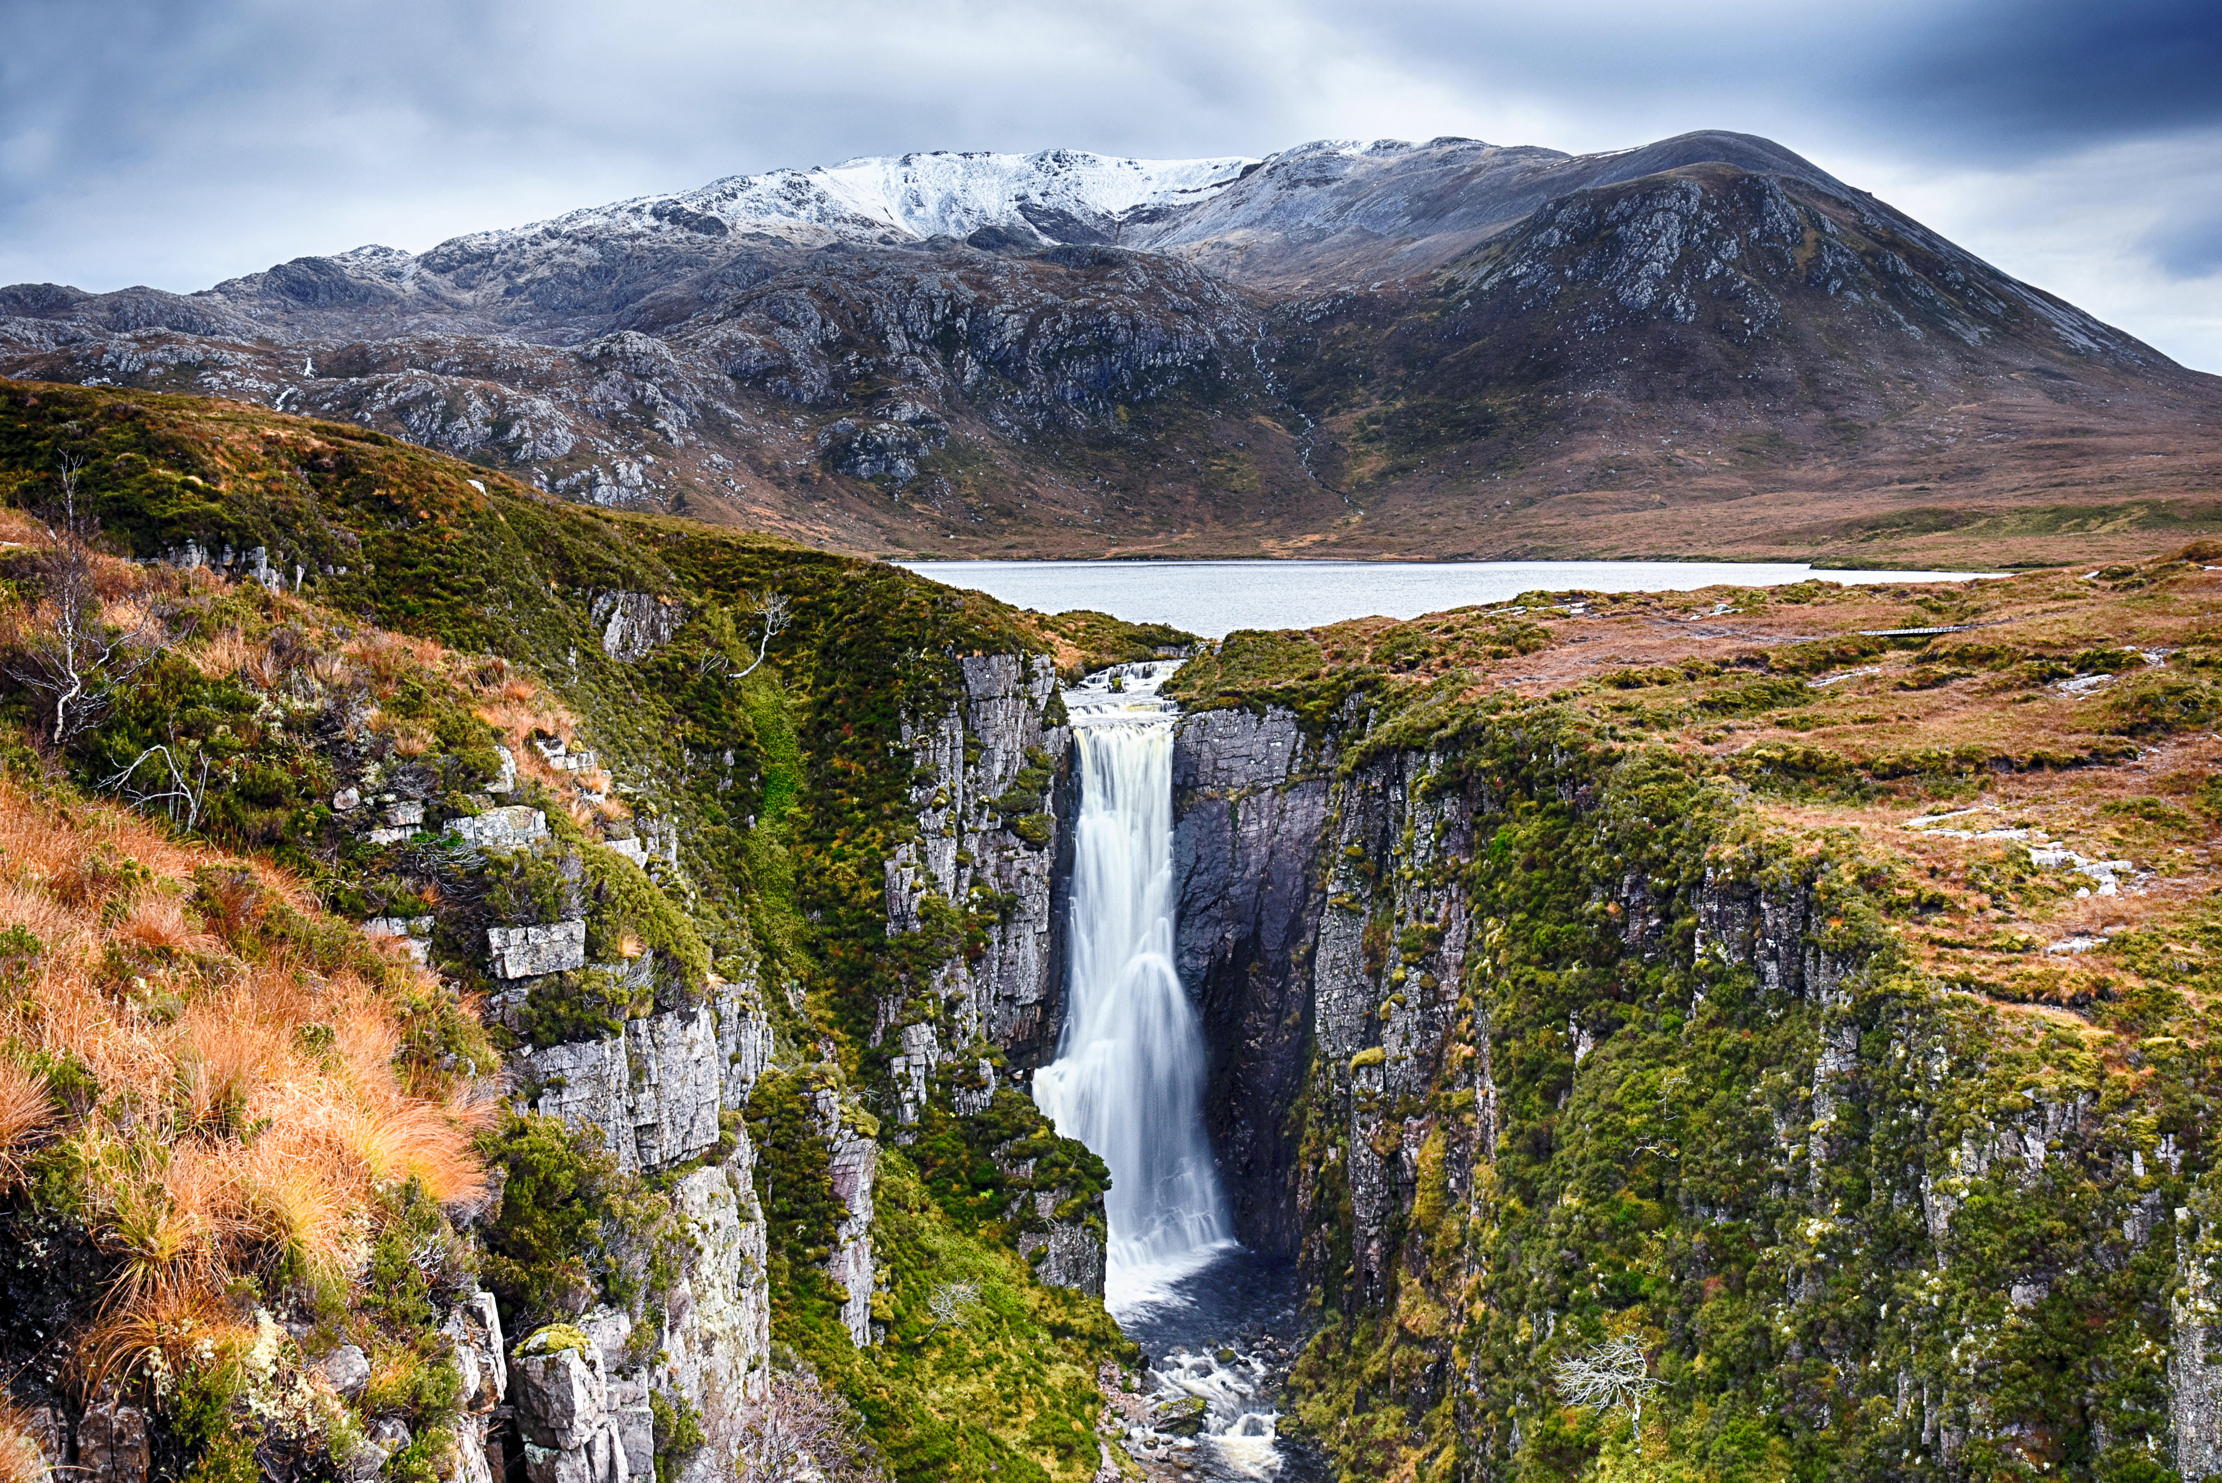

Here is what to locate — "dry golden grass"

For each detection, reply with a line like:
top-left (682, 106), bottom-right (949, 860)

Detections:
top-left (0, 1059), bottom-right (49, 1188)
top-left (0, 771), bottom-right (488, 1390)
top-left (0, 1397), bottom-right (50, 1483)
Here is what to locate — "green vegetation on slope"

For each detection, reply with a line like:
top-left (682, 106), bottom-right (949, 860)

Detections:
top-left (0, 380), bottom-right (1123, 1480)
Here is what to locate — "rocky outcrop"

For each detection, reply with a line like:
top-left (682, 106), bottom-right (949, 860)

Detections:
top-left (885, 654), bottom-right (1072, 1085)
top-left (488, 919), bottom-right (588, 979)
top-left (590, 591), bottom-right (684, 661)
top-left (819, 1092), bottom-right (881, 1348)
top-left (512, 1319), bottom-right (649, 1483)
top-left (2174, 1195), bottom-right (2222, 1479)
top-left (660, 1163), bottom-right (772, 1467)
top-left (517, 987), bottom-right (771, 1172)
top-left (1016, 1191), bottom-right (1108, 1294)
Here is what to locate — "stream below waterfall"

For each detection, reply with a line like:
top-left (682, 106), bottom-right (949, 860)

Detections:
top-left (1033, 662), bottom-right (1324, 1481)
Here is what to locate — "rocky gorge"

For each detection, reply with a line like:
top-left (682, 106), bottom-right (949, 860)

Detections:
top-left (0, 379), bottom-right (2219, 1482)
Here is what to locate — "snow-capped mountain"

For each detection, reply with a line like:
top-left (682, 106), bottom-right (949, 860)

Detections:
top-left (3, 130), bottom-right (2214, 564)
top-left (422, 147), bottom-right (1257, 262)
top-left (671, 147), bottom-right (1254, 242)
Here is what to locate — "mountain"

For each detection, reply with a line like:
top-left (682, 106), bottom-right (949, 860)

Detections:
top-left (5, 133), bottom-right (2219, 563)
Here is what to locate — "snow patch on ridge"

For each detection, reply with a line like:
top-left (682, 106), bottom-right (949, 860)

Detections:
top-left (458, 148), bottom-right (1259, 253)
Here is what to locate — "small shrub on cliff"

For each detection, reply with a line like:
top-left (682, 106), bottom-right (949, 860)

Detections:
top-left (474, 1109), bottom-right (677, 1332)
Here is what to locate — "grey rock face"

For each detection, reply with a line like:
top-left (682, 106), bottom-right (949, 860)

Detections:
top-left (456, 804), bottom-right (551, 852)
top-left (505, 963), bottom-right (776, 1469)
top-left (591, 591), bottom-right (684, 661)
top-left (488, 919), bottom-right (588, 979)
top-left (1018, 1189), bottom-right (1107, 1296)
top-left (885, 653), bottom-right (1071, 1080)
top-left (518, 985), bottom-right (771, 1173)
top-left (661, 1160), bottom-right (772, 1478)
top-left (513, 1328), bottom-right (635, 1483)
top-left (444, 1291), bottom-right (510, 1483)
top-left (817, 1087), bottom-right (880, 1347)
top-left (2174, 1204), bottom-right (2222, 1479)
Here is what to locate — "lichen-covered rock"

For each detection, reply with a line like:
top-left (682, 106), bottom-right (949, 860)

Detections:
top-left (884, 652), bottom-right (1071, 1084)
top-left (488, 919), bottom-right (587, 979)
top-left (74, 1391), bottom-right (148, 1483)
top-left (590, 591), bottom-right (684, 661)
top-left (660, 1157), bottom-right (772, 1481)
top-left (456, 805), bottom-right (551, 852)
top-left (2174, 1197), bottom-right (2222, 1479)
top-left (1017, 1190), bottom-right (1106, 1296)
top-left (517, 986), bottom-right (770, 1172)
top-left (819, 1091), bottom-right (880, 1348)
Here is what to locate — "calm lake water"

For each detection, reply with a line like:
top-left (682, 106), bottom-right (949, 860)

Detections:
top-left (902, 560), bottom-right (1995, 639)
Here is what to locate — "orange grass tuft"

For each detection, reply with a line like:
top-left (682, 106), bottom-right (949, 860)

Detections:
top-left (0, 771), bottom-right (489, 1390)
top-left (0, 1397), bottom-right (52, 1483)
top-left (0, 1058), bottom-right (51, 1187)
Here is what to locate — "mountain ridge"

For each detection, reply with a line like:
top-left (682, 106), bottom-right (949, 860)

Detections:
top-left (2, 129), bottom-right (2216, 563)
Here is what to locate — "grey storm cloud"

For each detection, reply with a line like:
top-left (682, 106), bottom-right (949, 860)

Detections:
top-left (2, 0), bottom-right (2220, 367)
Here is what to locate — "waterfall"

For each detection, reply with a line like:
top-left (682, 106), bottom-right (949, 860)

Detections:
top-left (1034, 662), bottom-right (1231, 1314)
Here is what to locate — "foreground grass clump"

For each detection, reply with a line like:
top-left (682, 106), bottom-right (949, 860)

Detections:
top-left (0, 768), bottom-right (493, 1475)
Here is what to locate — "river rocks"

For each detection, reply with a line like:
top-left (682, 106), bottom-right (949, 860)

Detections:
top-left (488, 919), bottom-right (588, 979)
top-left (1150, 1394), bottom-right (1209, 1437)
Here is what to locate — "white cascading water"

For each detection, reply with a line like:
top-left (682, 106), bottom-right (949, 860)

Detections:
top-left (1033, 662), bottom-right (1232, 1315)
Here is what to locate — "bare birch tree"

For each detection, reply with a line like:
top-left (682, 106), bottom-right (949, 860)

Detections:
top-left (728, 590), bottom-right (792, 681)
top-left (1553, 1335), bottom-right (1661, 1440)
top-left (732, 1367), bottom-right (888, 1483)
top-left (2, 454), bottom-right (168, 746)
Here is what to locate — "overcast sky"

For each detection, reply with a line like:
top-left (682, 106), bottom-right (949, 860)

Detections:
top-left (4, 0), bottom-right (2220, 369)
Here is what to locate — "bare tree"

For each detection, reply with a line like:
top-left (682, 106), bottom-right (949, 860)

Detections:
top-left (926, 1279), bottom-right (981, 1329)
top-left (2, 455), bottom-right (166, 745)
top-left (728, 590), bottom-right (792, 681)
top-left (1553, 1335), bottom-right (1661, 1440)
top-left (103, 744), bottom-right (209, 828)
top-left (732, 1367), bottom-right (888, 1483)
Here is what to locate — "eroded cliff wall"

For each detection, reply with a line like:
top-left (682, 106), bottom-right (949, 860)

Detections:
top-left (1174, 700), bottom-right (2222, 1481)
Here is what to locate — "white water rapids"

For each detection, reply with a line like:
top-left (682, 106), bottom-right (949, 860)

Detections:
top-left (1033, 661), bottom-right (1233, 1314)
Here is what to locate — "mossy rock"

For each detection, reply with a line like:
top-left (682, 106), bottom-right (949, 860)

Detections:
top-left (516, 1322), bottom-right (593, 1359)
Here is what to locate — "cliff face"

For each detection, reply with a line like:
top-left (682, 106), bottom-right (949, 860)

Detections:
top-left (886, 653), bottom-right (1071, 1083)
top-left (1172, 706), bottom-right (1332, 1259)
top-left (1173, 698), bottom-right (2222, 1480)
